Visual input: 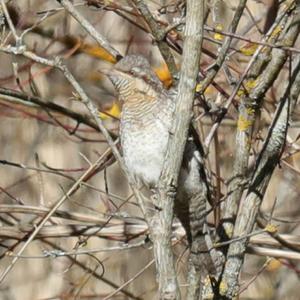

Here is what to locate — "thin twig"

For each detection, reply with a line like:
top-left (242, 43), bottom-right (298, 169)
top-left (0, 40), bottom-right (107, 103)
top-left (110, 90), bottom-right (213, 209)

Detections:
top-left (58, 0), bottom-right (121, 60)
top-left (102, 259), bottom-right (155, 300)
top-left (0, 152), bottom-right (109, 283)
top-left (130, 0), bottom-right (178, 80)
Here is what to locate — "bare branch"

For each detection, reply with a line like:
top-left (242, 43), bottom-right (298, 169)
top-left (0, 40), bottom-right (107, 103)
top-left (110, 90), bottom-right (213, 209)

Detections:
top-left (199, 0), bottom-right (247, 93)
top-left (219, 24), bottom-right (300, 297)
top-left (131, 0), bottom-right (178, 80)
top-left (150, 0), bottom-right (204, 299)
top-left (0, 151), bottom-right (109, 283)
top-left (58, 0), bottom-right (121, 61)
top-left (0, 87), bottom-right (104, 134)
top-left (221, 2), bottom-right (300, 240)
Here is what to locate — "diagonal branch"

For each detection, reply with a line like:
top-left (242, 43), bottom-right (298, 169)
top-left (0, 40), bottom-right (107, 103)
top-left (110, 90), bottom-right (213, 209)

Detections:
top-left (220, 2), bottom-right (300, 240)
top-left (131, 0), bottom-right (178, 80)
top-left (203, 0), bottom-right (295, 149)
top-left (0, 45), bottom-right (148, 286)
top-left (0, 150), bottom-right (109, 283)
top-left (58, 0), bottom-right (121, 61)
top-left (0, 87), bottom-right (107, 134)
top-left (199, 0), bottom-right (247, 93)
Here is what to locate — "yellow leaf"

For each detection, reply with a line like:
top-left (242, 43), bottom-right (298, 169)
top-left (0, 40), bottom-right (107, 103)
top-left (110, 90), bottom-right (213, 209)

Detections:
top-left (237, 89), bottom-right (245, 97)
top-left (203, 276), bottom-right (214, 299)
top-left (266, 259), bottom-right (281, 272)
top-left (223, 224), bottom-right (234, 239)
top-left (98, 102), bottom-right (120, 120)
top-left (219, 281), bottom-right (228, 295)
top-left (265, 223), bottom-right (278, 233)
top-left (240, 43), bottom-right (258, 56)
top-left (214, 24), bottom-right (224, 41)
top-left (246, 107), bottom-right (255, 115)
top-left (154, 63), bottom-right (173, 87)
top-left (81, 43), bottom-right (117, 64)
top-left (195, 83), bottom-right (202, 92)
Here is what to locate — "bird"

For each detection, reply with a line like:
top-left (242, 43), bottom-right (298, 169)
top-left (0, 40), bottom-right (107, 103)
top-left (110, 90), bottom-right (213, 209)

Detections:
top-left (105, 54), bottom-right (215, 273)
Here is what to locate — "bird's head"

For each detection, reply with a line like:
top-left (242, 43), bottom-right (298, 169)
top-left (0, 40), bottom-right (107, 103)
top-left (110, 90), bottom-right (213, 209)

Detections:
top-left (104, 55), bottom-right (163, 101)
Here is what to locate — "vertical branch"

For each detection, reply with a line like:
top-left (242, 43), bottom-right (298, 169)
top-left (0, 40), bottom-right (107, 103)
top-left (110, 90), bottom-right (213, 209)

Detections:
top-left (202, 5), bottom-right (298, 298)
top-left (151, 1), bottom-right (204, 299)
top-left (219, 81), bottom-right (289, 299)
top-left (219, 33), bottom-right (300, 299)
top-left (220, 3), bottom-right (300, 240)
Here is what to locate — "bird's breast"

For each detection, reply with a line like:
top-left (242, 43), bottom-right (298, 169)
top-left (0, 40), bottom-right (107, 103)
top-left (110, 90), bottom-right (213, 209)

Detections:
top-left (120, 114), bottom-right (170, 187)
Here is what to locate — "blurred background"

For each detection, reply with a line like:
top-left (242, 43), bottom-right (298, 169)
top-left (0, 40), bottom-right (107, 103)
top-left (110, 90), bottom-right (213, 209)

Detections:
top-left (0, 0), bottom-right (299, 299)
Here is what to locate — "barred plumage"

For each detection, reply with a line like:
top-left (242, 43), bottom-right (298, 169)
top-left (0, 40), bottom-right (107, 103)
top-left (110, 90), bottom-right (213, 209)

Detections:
top-left (106, 55), bottom-right (216, 274)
